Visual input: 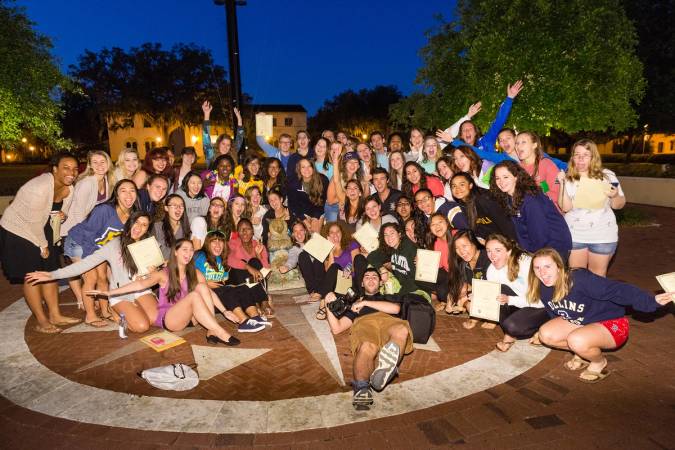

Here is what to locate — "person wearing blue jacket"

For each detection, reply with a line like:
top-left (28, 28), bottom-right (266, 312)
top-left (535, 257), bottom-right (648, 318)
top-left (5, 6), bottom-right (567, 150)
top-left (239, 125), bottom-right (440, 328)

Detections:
top-left (65, 179), bottom-right (139, 327)
top-left (529, 248), bottom-right (674, 383)
top-left (489, 161), bottom-right (572, 258)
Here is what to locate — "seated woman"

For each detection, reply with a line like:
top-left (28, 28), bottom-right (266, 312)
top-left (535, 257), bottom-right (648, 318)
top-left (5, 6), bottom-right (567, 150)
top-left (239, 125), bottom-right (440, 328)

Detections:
top-left (245, 186), bottom-right (268, 242)
top-left (27, 212), bottom-right (160, 333)
top-left (356, 196), bottom-right (398, 233)
top-left (288, 157), bottom-right (329, 233)
top-left (176, 170), bottom-right (209, 223)
top-left (339, 179), bottom-right (365, 231)
top-left (227, 219), bottom-right (274, 318)
top-left (279, 220), bottom-right (322, 301)
top-left (557, 139), bottom-right (625, 277)
top-left (194, 231), bottom-right (269, 332)
top-left (531, 248), bottom-right (673, 383)
top-left (315, 221), bottom-right (362, 320)
top-left (65, 179), bottom-right (138, 326)
top-left (153, 193), bottom-right (191, 260)
top-left (447, 230), bottom-right (492, 326)
top-left (490, 161), bottom-right (572, 259)
top-left (485, 234), bottom-right (547, 352)
top-left (86, 238), bottom-right (241, 345)
top-left (261, 187), bottom-right (292, 247)
top-left (190, 197), bottom-right (229, 250)
top-left (202, 154), bottom-right (238, 201)
top-left (450, 172), bottom-right (516, 242)
top-left (401, 161), bottom-right (444, 198)
top-left (366, 223), bottom-right (419, 295)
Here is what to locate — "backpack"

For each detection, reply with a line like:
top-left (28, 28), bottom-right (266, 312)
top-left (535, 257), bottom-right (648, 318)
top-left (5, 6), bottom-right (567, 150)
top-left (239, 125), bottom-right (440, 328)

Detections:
top-left (382, 290), bottom-right (436, 344)
top-left (138, 363), bottom-right (199, 391)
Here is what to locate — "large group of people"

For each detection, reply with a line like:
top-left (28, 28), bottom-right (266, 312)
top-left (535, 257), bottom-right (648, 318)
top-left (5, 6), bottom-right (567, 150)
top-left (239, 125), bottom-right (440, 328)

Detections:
top-left (1, 82), bottom-right (673, 411)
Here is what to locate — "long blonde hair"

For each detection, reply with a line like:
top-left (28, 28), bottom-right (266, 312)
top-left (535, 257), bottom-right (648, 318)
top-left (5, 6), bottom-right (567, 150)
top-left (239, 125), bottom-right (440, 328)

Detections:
top-left (115, 147), bottom-right (140, 180)
top-left (527, 248), bottom-right (570, 304)
top-left (78, 150), bottom-right (115, 187)
top-left (566, 139), bottom-right (605, 181)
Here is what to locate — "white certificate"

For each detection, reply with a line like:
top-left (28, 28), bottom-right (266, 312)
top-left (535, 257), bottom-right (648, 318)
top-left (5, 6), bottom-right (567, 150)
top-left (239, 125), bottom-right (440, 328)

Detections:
top-left (127, 236), bottom-right (165, 276)
top-left (656, 272), bottom-right (675, 293)
top-left (303, 233), bottom-right (334, 263)
top-left (255, 113), bottom-right (273, 138)
top-left (415, 249), bottom-right (441, 283)
top-left (335, 270), bottom-right (352, 295)
top-left (470, 279), bottom-right (501, 322)
top-left (353, 223), bottom-right (379, 253)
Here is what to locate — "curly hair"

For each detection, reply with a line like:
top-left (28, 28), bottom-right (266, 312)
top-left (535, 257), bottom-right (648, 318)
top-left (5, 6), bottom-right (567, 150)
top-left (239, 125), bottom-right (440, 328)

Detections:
top-left (261, 157), bottom-right (287, 193)
top-left (489, 160), bottom-right (540, 216)
top-left (321, 221), bottom-right (352, 254)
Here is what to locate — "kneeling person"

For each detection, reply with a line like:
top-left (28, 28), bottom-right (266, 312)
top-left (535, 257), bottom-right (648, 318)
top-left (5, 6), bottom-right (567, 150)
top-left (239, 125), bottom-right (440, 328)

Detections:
top-left (325, 268), bottom-right (413, 410)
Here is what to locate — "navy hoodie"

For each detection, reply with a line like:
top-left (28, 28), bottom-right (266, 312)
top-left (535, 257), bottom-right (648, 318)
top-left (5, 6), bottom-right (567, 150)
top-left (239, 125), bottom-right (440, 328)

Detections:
top-left (512, 193), bottom-right (572, 256)
top-left (68, 204), bottom-right (124, 257)
top-left (541, 269), bottom-right (659, 325)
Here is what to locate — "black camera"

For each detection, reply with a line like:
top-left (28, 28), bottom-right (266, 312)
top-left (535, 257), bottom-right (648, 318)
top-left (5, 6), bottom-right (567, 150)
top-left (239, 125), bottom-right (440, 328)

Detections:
top-left (327, 288), bottom-right (358, 317)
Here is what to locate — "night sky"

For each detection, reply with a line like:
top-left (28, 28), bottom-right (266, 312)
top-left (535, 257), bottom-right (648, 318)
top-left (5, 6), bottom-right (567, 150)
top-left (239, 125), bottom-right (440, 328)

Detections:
top-left (19, 0), bottom-right (457, 115)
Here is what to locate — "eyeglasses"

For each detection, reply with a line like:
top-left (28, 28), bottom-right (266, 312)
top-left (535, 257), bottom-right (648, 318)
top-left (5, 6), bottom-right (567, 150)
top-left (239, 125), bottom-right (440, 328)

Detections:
top-left (396, 202), bottom-right (411, 207)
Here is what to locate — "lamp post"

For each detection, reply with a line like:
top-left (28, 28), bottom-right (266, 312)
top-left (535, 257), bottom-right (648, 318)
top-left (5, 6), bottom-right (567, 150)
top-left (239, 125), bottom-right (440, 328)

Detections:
top-left (642, 124), bottom-right (649, 154)
top-left (214, 0), bottom-right (246, 130)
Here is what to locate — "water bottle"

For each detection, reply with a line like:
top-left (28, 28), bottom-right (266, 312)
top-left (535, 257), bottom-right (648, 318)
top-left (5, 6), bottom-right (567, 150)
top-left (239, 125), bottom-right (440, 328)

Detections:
top-left (118, 313), bottom-right (128, 339)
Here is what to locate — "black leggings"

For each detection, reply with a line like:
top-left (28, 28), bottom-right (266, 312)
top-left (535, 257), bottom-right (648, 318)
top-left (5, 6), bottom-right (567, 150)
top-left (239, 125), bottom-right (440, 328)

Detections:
top-left (499, 305), bottom-right (549, 339)
top-left (416, 268), bottom-right (449, 301)
top-left (213, 284), bottom-right (260, 311)
top-left (297, 251), bottom-right (326, 295)
top-left (227, 258), bottom-right (267, 304)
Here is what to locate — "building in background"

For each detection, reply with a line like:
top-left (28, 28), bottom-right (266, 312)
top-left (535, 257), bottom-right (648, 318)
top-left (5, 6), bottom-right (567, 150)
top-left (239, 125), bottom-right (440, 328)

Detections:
top-left (252, 105), bottom-right (307, 142)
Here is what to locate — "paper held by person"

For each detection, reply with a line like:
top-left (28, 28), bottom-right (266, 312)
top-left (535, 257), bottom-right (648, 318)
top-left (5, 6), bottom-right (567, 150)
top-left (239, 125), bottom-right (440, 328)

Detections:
top-left (352, 223), bottom-right (379, 253)
top-left (656, 272), bottom-right (675, 297)
top-left (415, 249), bottom-right (441, 283)
top-left (127, 236), bottom-right (165, 276)
top-left (255, 113), bottom-right (273, 138)
top-left (470, 279), bottom-right (501, 322)
top-left (572, 177), bottom-right (611, 210)
top-left (303, 233), bottom-right (335, 262)
top-left (335, 270), bottom-right (352, 295)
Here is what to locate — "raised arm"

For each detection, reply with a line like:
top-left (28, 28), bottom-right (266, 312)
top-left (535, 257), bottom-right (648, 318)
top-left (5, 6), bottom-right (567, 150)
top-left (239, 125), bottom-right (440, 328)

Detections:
top-left (232, 107), bottom-right (246, 165)
top-left (436, 102), bottom-right (482, 144)
top-left (479, 80), bottom-right (523, 153)
top-left (202, 100), bottom-right (216, 168)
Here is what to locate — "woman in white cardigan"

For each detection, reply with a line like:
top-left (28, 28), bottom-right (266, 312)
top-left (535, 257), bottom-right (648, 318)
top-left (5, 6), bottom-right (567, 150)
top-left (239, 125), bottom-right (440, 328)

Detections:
top-left (0, 153), bottom-right (81, 333)
top-left (485, 234), bottom-right (548, 352)
top-left (60, 150), bottom-right (115, 309)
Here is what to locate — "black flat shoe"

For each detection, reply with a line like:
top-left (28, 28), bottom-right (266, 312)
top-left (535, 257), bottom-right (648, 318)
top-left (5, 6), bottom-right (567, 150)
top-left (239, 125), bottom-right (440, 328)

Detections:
top-left (206, 334), bottom-right (241, 346)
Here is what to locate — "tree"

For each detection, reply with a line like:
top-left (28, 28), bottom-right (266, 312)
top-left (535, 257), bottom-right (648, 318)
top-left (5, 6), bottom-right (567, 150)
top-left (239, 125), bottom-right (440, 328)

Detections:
top-left (309, 85), bottom-right (403, 137)
top-left (68, 43), bottom-right (231, 145)
top-left (391, 0), bottom-right (646, 135)
top-left (0, 0), bottom-right (70, 150)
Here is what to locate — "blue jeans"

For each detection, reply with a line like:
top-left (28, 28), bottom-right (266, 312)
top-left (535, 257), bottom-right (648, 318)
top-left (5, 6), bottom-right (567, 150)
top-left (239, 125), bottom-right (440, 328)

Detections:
top-left (571, 241), bottom-right (618, 255)
top-left (63, 236), bottom-right (83, 259)
top-left (324, 203), bottom-right (339, 222)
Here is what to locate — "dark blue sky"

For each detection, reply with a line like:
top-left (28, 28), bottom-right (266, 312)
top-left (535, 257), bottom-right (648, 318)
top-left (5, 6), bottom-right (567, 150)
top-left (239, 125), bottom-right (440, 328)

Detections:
top-left (20, 0), bottom-right (456, 115)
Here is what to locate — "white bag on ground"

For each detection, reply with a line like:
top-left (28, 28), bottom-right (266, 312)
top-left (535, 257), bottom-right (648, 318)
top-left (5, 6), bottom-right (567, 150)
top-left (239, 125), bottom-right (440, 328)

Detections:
top-left (139, 363), bottom-right (199, 391)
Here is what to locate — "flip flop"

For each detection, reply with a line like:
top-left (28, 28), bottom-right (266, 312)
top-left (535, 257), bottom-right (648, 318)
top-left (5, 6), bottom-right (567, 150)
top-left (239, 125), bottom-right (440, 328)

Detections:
top-left (85, 319), bottom-right (109, 328)
top-left (34, 324), bottom-right (62, 334)
top-left (481, 321), bottom-right (497, 330)
top-left (315, 306), bottom-right (327, 321)
top-left (579, 368), bottom-right (611, 383)
top-left (462, 319), bottom-right (478, 330)
top-left (564, 355), bottom-right (589, 371)
top-left (50, 316), bottom-right (82, 326)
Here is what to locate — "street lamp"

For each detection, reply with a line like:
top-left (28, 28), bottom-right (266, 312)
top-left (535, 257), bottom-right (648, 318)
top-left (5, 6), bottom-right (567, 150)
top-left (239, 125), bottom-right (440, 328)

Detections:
top-left (214, 0), bottom-right (246, 128)
top-left (21, 137), bottom-right (27, 143)
top-left (642, 124), bottom-right (649, 154)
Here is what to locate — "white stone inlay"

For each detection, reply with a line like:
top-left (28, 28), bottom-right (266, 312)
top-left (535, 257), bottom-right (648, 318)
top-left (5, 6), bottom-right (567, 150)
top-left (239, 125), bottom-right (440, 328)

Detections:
top-left (191, 345), bottom-right (271, 380)
top-left (0, 294), bottom-right (549, 433)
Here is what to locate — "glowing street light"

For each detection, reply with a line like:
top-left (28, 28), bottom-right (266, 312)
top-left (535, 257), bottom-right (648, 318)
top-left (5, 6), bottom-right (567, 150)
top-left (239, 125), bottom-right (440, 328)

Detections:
top-left (155, 136), bottom-right (162, 143)
top-left (28, 145), bottom-right (35, 151)
top-left (191, 135), bottom-right (199, 144)
top-left (21, 137), bottom-right (27, 143)
top-left (362, 133), bottom-right (368, 140)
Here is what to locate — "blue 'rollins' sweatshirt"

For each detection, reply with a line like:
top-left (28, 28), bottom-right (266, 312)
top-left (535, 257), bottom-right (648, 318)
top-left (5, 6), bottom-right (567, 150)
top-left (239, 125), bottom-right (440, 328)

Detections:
top-left (68, 204), bottom-right (124, 257)
top-left (541, 269), bottom-right (659, 325)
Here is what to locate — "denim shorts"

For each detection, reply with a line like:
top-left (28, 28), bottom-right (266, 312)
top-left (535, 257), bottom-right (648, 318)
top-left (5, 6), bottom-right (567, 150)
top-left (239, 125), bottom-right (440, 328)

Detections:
top-left (63, 235), bottom-right (84, 259)
top-left (571, 241), bottom-right (618, 255)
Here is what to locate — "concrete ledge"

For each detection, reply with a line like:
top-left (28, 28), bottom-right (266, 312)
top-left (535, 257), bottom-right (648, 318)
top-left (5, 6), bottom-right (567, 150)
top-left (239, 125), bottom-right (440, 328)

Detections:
top-left (617, 176), bottom-right (675, 208)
